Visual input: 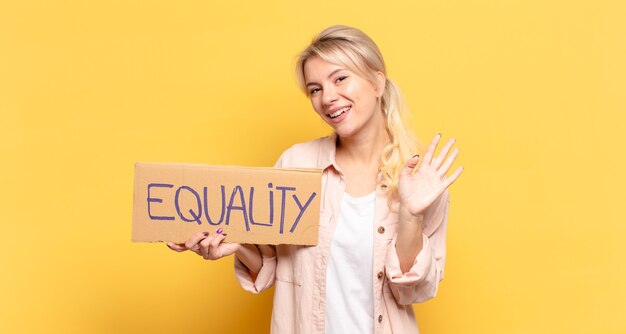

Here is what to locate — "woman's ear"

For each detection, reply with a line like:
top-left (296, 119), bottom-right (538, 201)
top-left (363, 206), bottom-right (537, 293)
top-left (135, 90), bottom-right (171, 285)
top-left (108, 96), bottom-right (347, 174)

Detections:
top-left (375, 71), bottom-right (386, 98)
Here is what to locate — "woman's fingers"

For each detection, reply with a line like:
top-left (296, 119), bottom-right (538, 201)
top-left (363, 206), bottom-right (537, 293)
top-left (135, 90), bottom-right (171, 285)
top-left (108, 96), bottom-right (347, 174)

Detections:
top-left (199, 235), bottom-right (213, 259)
top-left (166, 242), bottom-right (187, 252)
top-left (406, 154), bottom-right (420, 176)
top-left (185, 231), bottom-right (209, 250)
top-left (443, 166), bottom-right (464, 188)
top-left (168, 229), bottom-right (239, 260)
top-left (219, 243), bottom-right (240, 258)
top-left (433, 138), bottom-right (456, 170)
top-left (197, 229), bottom-right (225, 259)
top-left (207, 234), bottom-right (227, 259)
top-left (167, 230), bottom-right (256, 261)
top-left (422, 133), bottom-right (441, 166)
top-left (437, 147), bottom-right (460, 177)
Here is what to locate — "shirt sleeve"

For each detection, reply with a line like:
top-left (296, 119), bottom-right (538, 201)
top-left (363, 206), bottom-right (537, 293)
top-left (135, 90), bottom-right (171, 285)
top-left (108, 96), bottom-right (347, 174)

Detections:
top-left (234, 251), bottom-right (277, 294)
top-left (384, 191), bottom-right (450, 305)
top-left (232, 152), bottom-right (286, 293)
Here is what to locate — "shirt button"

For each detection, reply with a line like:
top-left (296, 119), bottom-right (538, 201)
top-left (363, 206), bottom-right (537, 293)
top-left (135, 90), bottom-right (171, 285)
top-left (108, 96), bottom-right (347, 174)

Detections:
top-left (377, 226), bottom-right (385, 234)
top-left (378, 315), bottom-right (383, 323)
top-left (377, 271), bottom-right (384, 279)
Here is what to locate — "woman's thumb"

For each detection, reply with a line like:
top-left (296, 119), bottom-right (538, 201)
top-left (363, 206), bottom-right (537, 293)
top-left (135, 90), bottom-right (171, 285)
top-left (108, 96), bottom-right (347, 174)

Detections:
top-left (404, 154), bottom-right (420, 174)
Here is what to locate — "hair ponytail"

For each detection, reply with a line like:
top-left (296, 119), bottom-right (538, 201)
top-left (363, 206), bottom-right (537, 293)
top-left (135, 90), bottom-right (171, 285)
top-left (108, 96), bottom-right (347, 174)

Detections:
top-left (380, 79), bottom-right (419, 200)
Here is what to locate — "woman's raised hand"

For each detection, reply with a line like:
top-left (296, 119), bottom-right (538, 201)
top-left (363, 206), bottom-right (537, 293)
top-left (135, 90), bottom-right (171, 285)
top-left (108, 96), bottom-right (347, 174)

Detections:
top-left (398, 134), bottom-right (464, 216)
top-left (166, 229), bottom-right (240, 260)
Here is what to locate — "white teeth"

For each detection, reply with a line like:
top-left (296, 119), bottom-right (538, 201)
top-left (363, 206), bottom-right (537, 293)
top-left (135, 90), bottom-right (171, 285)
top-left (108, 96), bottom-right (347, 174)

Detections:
top-left (329, 106), bottom-right (351, 119)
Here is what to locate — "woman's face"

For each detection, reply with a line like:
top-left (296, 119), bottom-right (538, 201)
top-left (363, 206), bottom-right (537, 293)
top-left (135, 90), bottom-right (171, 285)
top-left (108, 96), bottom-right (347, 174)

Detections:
top-left (303, 56), bottom-right (385, 139)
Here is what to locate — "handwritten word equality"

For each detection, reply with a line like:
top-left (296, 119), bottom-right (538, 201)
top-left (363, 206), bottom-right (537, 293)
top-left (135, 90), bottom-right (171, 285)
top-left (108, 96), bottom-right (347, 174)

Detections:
top-left (147, 183), bottom-right (317, 234)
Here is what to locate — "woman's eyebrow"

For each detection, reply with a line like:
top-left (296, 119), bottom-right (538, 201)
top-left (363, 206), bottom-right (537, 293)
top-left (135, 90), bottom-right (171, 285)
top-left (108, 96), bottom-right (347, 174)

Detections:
top-left (306, 68), bottom-right (345, 87)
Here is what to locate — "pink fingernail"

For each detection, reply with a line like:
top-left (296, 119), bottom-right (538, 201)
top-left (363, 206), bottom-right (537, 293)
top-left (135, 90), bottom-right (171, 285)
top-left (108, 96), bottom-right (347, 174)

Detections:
top-left (216, 228), bottom-right (223, 234)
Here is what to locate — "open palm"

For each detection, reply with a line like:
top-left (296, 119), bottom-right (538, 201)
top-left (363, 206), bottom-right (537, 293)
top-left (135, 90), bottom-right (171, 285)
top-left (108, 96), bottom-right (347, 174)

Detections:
top-left (398, 134), bottom-right (464, 216)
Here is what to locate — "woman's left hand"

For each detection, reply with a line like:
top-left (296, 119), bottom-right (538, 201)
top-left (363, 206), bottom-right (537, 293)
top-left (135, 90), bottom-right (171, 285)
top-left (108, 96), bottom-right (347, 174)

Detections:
top-left (398, 134), bottom-right (464, 217)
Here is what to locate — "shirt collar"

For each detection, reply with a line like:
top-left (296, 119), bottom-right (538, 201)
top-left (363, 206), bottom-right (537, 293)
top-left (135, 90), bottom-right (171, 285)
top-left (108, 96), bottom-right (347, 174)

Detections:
top-left (317, 132), bottom-right (342, 174)
top-left (317, 132), bottom-right (390, 189)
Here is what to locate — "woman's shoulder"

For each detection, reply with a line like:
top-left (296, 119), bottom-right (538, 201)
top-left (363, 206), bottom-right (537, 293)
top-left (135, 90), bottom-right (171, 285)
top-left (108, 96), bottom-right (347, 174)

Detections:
top-left (274, 135), bottom-right (335, 169)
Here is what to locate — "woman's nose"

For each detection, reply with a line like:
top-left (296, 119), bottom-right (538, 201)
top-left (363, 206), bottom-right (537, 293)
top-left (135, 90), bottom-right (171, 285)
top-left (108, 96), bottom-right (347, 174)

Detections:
top-left (322, 86), bottom-right (338, 105)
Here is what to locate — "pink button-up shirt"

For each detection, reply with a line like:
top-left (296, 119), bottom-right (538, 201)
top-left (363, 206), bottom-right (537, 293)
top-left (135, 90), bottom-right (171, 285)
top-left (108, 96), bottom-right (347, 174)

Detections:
top-left (234, 134), bottom-right (450, 334)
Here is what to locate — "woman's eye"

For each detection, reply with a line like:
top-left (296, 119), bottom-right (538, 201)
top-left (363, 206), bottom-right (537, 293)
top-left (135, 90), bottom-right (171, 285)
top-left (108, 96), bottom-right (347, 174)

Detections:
top-left (336, 76), bottom-right (348, 83)
top-left (310, 88), bottom-right (321, 95)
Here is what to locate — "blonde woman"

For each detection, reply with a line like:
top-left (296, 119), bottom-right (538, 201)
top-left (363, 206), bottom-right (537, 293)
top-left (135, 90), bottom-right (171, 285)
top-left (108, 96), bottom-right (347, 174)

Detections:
top-left (168, 25), bottom-right (463, 333)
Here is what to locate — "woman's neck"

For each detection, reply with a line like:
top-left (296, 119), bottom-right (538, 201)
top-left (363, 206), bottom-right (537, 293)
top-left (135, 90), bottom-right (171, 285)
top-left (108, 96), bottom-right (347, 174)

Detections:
top-left (336, 121), bottom-right (389, 169)
top-left (334, 115), bottom-right (389, 196)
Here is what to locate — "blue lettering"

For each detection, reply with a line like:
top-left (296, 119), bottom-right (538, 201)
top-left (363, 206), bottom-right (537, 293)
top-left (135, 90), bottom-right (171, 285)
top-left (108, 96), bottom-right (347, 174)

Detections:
top-left (226, 185), bottom-right (250, 231)
top-left (175, 186), bottom-right (202, 225)
top-left (249, 186), bottom-right (272, 226)
top-left (203, 186), bottom-right (226, 226)
top-left (268, 183), bottom-right (274, 225)
top-left (275, 186), bottom-right (296, 234)
top-left (290, 192), bottom-right (317, 233)
top-left (147, 183), bottom-right (175, 221)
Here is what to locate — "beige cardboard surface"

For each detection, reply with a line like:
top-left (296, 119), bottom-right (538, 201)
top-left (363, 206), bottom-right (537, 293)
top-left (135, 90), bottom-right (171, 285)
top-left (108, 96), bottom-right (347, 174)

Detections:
top-left (132, 162), bottom-right (322, 245)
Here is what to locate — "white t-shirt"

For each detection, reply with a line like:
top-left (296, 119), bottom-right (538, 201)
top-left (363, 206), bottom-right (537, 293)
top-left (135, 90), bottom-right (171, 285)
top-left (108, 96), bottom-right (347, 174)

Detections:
top-left (325, 191), bottom-right (376, 334)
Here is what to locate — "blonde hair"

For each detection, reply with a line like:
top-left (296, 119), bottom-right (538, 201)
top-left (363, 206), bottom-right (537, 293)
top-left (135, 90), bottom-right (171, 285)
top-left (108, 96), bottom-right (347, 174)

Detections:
top-left (295, 25), bottom-right (419, 200)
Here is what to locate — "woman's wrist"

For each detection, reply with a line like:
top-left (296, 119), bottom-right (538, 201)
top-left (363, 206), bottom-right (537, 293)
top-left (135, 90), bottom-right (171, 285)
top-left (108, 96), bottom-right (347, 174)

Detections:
top-left (399, 205), bottom-right (425, 225)
top-left (235, 244), bottom-right (262, 274)
top-left (396, 206), bottom-right (425, 273)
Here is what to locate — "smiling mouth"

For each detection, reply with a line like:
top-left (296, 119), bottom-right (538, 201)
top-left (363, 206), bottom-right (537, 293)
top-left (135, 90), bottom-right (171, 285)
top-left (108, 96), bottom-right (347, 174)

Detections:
top-left (329, 106), bottom-right (351, 119)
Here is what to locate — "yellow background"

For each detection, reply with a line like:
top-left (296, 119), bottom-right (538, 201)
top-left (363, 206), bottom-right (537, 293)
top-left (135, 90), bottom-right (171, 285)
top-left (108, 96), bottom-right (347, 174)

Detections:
top-left (1, 0), bottom-right (624, 333)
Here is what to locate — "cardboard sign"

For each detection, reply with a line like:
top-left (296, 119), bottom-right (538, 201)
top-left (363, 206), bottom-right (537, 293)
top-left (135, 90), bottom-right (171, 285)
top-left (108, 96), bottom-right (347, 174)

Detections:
top-left (132, 162), bottom-right (322, 245)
